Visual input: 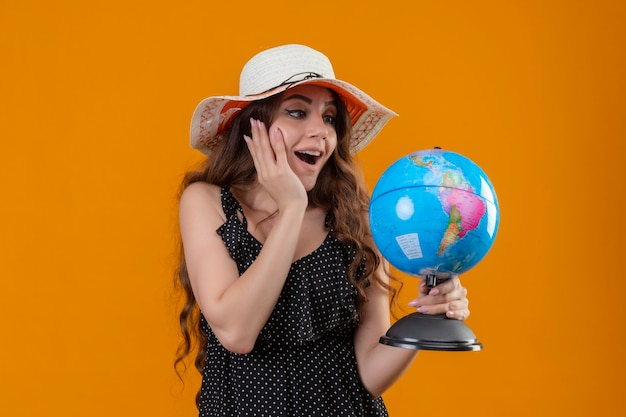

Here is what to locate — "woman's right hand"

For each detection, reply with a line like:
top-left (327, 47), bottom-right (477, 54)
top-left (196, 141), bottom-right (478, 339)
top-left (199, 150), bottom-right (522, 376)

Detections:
top-left (244, 118), bottom-right (307, 210)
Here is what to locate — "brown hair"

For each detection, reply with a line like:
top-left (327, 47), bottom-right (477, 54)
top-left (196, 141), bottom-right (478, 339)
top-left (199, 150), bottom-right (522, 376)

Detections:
top-left (173, 89), bottom-right (402, 403)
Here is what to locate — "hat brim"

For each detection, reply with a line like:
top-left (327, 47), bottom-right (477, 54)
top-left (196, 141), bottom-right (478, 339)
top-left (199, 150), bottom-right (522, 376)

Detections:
top-left (190, 78), bottom-right (397, 156)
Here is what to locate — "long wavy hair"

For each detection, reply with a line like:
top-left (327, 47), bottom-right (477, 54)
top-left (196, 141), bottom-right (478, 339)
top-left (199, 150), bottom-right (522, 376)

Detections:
top-left (173, 88), bottom-right (402, 404)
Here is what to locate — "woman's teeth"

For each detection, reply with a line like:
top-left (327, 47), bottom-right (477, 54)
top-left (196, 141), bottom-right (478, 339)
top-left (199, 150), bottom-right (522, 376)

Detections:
top-left (296, 150), bottom-right (320, 165)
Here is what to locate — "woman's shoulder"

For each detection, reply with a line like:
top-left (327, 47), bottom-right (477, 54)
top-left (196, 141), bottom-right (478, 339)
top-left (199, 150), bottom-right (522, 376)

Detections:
top-left (180, 182), bottom-right (223, 203)
top-left (179, 182), bottom-right (225, 221)
top-left (182, 181), bottom-right (221, 196)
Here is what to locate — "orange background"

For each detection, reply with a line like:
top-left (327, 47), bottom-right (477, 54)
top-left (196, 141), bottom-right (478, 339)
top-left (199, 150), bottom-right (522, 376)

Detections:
top-left (1, 1), bottom-right (624, 416)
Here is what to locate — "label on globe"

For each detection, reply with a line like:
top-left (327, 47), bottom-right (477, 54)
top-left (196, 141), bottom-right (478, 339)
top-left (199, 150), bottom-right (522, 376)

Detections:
top-left (395, 233), bottom-right (423, 259)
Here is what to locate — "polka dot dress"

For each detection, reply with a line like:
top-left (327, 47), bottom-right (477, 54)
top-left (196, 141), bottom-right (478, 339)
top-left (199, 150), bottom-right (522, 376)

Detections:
top-left (197, 188), bottom-right (389, 417)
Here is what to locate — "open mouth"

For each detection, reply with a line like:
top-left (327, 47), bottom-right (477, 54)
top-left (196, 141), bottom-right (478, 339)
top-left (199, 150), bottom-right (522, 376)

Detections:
top-left (295, 150), bottom-right (321, 165)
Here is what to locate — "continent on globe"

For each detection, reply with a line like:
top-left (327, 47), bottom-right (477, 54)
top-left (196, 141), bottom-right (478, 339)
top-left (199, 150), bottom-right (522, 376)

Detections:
top-left (408, 154), bottom-right (487, 256)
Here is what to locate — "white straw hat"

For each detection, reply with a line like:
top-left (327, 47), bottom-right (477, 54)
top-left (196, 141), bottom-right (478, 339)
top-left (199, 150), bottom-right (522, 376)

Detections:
top-left (190, 44), bottom-right (398, 155)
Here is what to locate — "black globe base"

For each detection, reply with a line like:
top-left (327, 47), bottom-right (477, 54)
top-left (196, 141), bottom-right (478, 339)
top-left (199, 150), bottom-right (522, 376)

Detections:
top-left (379, 312), bottom-right (483, 351)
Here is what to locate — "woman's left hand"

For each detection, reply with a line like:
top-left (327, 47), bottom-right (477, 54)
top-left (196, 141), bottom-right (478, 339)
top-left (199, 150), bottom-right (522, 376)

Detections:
top-left (408, 275), bottom-right (470, 320)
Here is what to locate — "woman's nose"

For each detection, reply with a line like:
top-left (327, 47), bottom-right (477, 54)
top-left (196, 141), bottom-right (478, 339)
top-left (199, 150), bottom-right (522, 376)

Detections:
top-left (306, 115), bottom-right (328, 138)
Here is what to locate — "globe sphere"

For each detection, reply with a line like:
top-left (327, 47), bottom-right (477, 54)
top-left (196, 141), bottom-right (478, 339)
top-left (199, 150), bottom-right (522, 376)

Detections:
top-left (369, 148), bottom-right (500, 278)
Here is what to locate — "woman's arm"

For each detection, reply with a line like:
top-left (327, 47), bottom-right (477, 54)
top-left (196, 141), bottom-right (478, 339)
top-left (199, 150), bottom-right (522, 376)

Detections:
top-left (179, 182), bottom-right (306, 354)
top-left (354, 262), bottom-right (470, 397)
top-left (180, 121), bottom-right (308, 354)
top-left (353, 262), bottom-right (418, 397)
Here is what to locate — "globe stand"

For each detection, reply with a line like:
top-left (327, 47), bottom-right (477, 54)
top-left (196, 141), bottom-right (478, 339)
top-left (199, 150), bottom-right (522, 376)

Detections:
top-left (379, 275), bottom-right (483, 351)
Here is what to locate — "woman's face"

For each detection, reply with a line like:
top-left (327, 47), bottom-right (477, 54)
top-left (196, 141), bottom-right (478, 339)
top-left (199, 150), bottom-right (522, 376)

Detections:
top-left (270, 84), bottom-right (338, 191)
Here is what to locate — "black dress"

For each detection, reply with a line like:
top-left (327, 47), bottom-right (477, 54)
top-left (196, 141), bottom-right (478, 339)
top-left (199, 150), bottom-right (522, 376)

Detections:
top-left (197, 188), bottom-right (389, 417)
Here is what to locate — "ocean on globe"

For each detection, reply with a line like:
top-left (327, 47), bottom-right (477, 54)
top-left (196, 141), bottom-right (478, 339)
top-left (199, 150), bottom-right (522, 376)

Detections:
top-left (369, 148), bottom-right (500, 278)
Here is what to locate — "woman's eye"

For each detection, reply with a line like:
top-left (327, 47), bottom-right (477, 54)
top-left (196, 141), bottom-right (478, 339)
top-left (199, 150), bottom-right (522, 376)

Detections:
top-left (323, 114), bottom-right (336, 125)
top-left (286, 109), bottom-right (306, 118)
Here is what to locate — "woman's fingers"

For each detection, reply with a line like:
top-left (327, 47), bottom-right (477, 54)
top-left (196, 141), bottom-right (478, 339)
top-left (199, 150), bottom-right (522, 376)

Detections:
top-left (445, 303), bottom-right (470, 320)
top-left (246, 118), bottom-right (272, 173)
top-left (246, 118), bottom-right (279, 181)
top-left (410, 276), bottom-right (470, 320)
top-left (244, 119), bottom-right (306, 207)
top-left (269, 126), bottom-right (287, 164)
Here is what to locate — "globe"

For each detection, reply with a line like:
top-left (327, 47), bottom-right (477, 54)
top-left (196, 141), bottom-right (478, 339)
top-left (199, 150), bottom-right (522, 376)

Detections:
top-left (369, 148), bottom-right (500, 278)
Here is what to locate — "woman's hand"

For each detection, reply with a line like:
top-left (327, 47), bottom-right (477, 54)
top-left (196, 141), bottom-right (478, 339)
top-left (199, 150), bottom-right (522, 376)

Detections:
top-left (408, 275), bottom-right (470, 320)
top-left (244, 118), bottom-right (307, 210)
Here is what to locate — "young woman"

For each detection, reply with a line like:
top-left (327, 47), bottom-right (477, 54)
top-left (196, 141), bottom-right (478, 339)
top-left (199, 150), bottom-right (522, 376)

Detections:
top-left (175, 44), bottom-right (470, 416)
